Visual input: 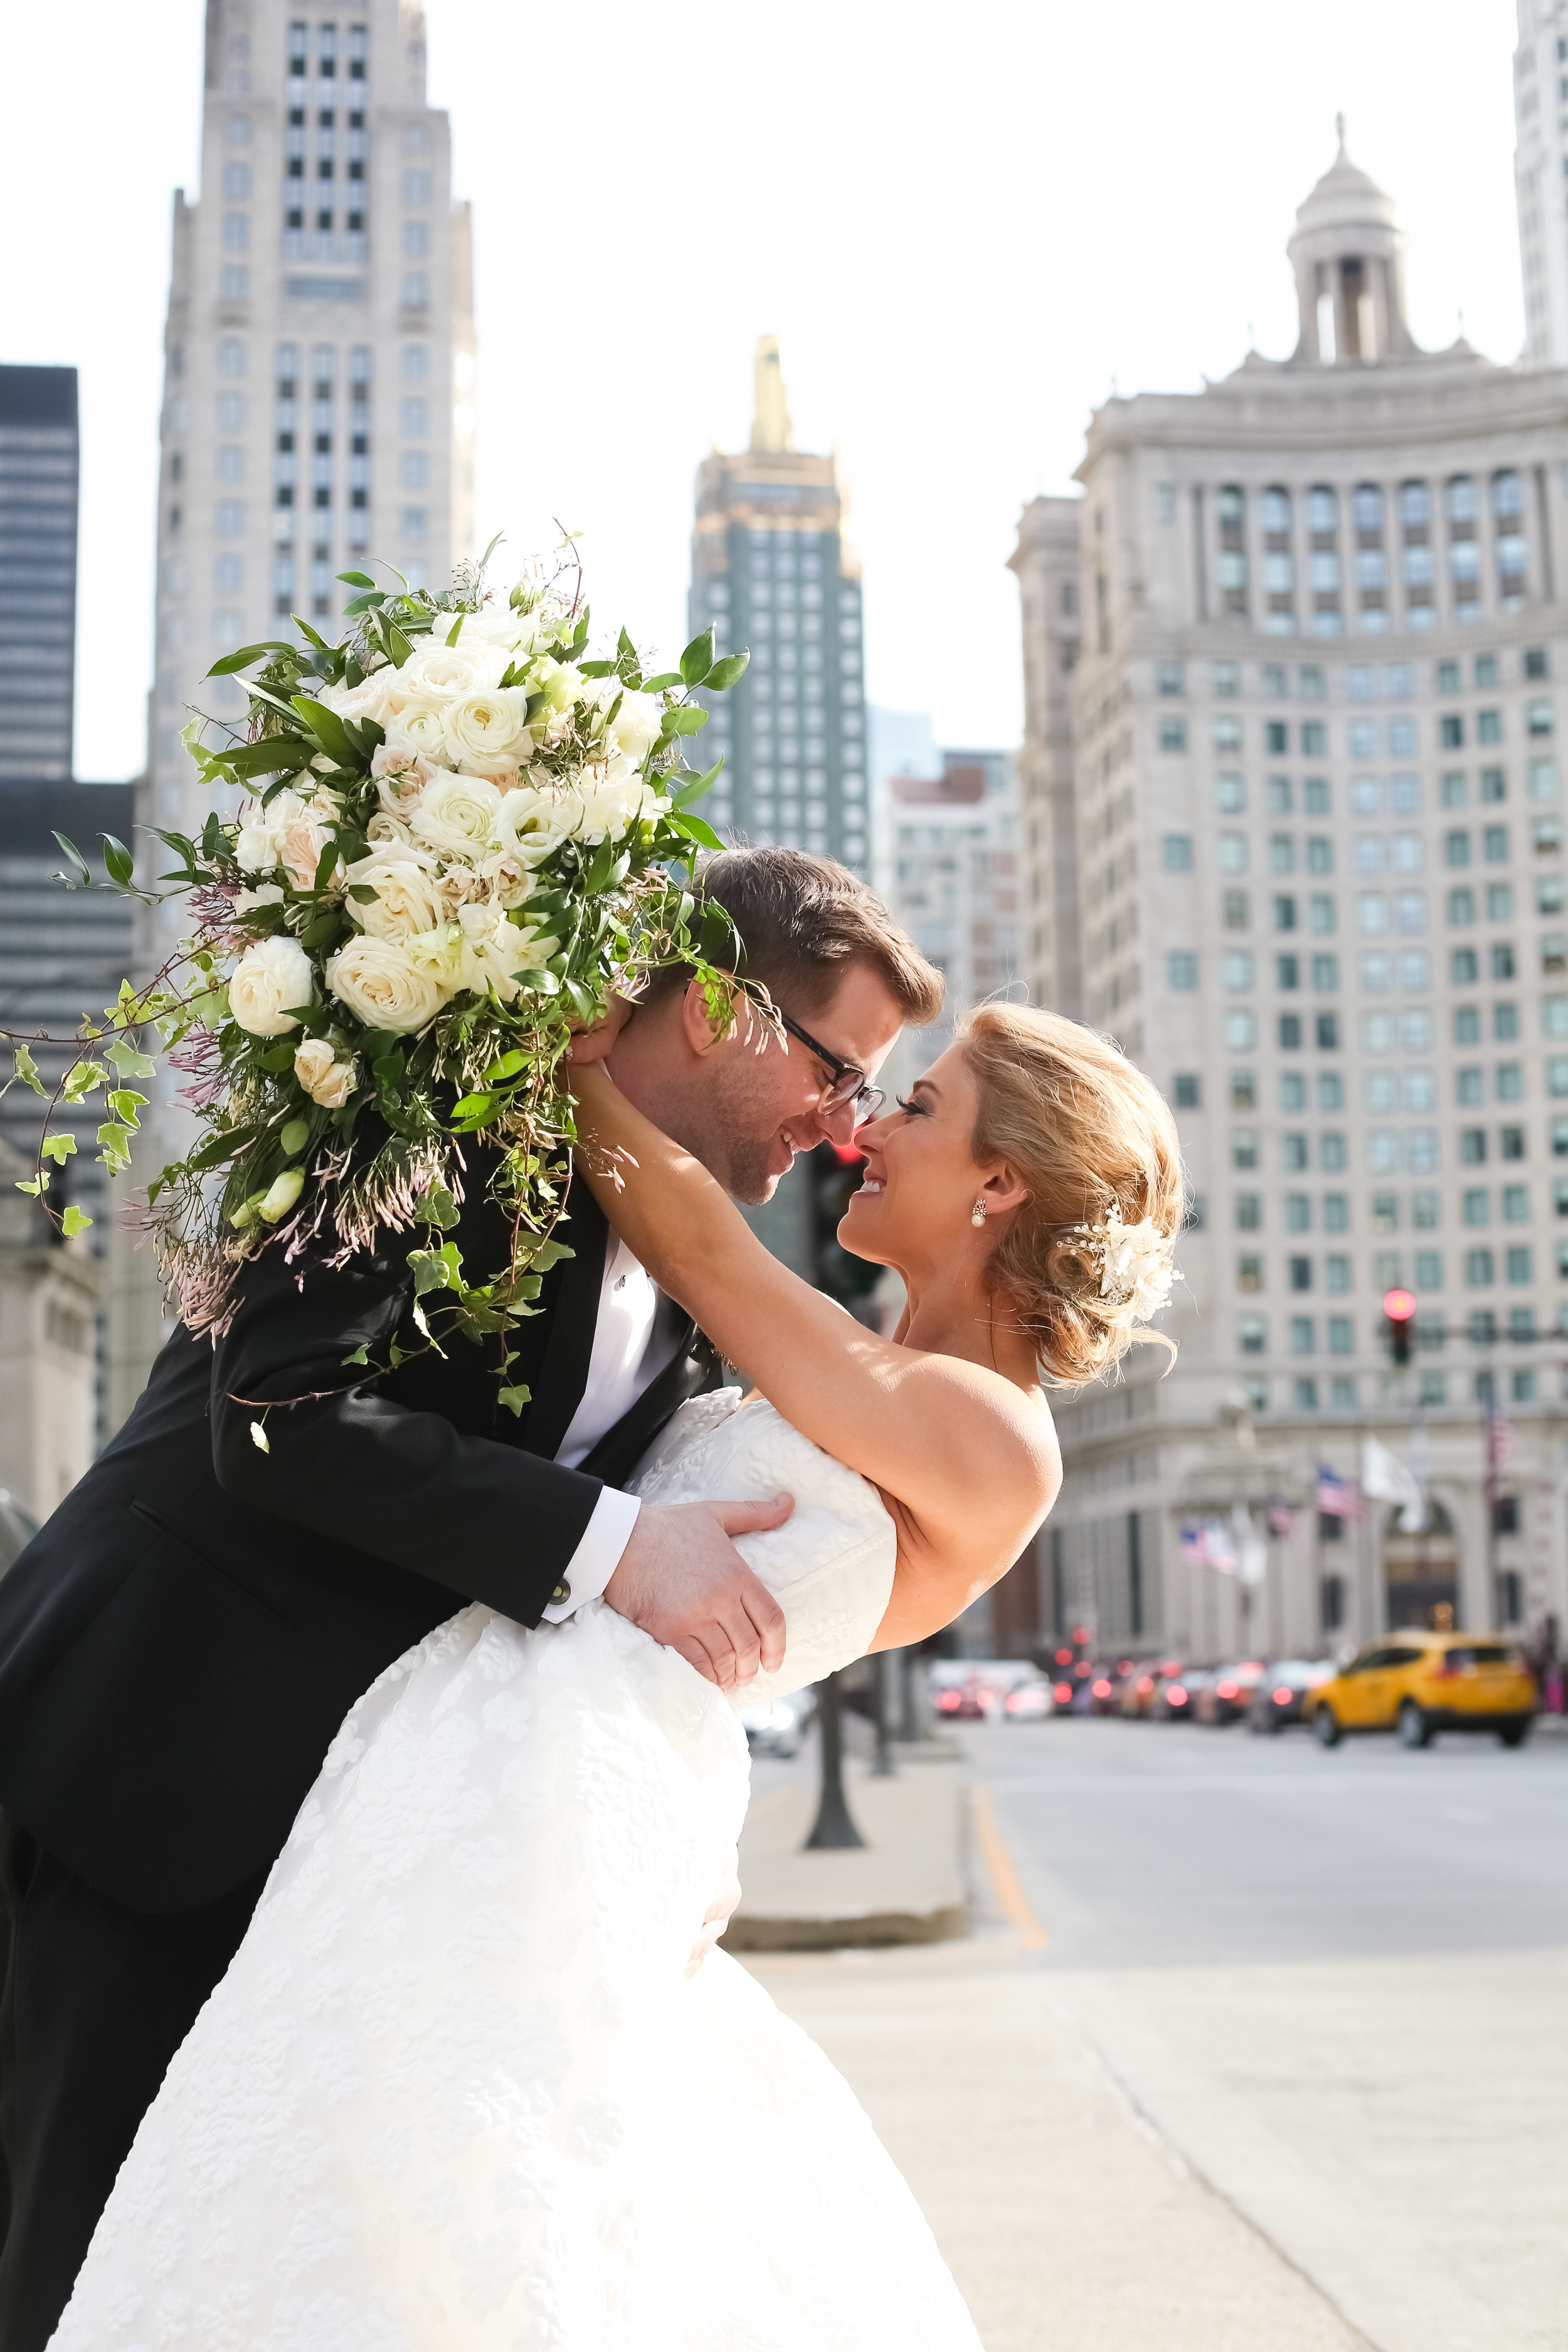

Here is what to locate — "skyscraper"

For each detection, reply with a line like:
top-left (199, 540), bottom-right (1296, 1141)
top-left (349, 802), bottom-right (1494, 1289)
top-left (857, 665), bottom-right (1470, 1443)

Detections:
top-left (120, 0), bottom-right (474, 1419)
top-left (1515, 0), bottom-right (1568, 364)
top-left (0, 365), bottom-right (78, 785)
top-left (147, 0), bottom-right (474, 899)
top-left (687, 338), bottom-right (869, 875)
top-left (1014, 133), bottom-right (1568, 1663)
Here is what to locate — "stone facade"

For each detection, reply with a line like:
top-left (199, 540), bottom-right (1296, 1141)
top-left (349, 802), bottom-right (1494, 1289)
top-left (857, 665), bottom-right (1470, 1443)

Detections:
top-left (881, 750), bottom-right (1022, 1061)
top-left (1515, 0), bottom-right (1568, 366)
top-left (0, 1135), bottom-right (102, 1521)
top-left (1009, 136), bottom-right (1568, 1662)
top-left (0, 366), bottom-right (77, 786)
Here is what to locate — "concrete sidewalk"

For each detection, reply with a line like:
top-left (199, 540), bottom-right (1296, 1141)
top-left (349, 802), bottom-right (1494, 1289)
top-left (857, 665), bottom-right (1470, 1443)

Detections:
top-left (723, 1737), bottom-right (969, 1951)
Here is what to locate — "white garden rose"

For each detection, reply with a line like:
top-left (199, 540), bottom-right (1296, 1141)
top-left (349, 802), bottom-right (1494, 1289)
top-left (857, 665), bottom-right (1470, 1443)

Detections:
top-left (342, 847), bottom-right (444, 943)
top-left (383, 706), bottom-right (453, 765)
top-left (409, 771), bottom-right (503, 860)
top-left (392, 638), bottom-right (505, 710)
top-left (276, 796), bottom-right (344, 894)
top-left (319, 666), bottom-right (400, 727)
top-left (402, 922), bottom-right (469, 998)
top-left (229, 934), bottom-right (316, 1036)
top-left (602, 687), bottom-right (662, 766)
top-left (452, 903), bottom-right (553, 1004)
top-left (562, 757), bottom-right (658, 843)
top-left (441, 686), bottom-right (534, 777)
top-left (292, 1036), bottom-right (358, 1109)
top-left (495, 783), bottom-right (568, 869)
top-left (324, 936), bottom-right (445, 1034)
top-left (365, 807), bottom-right (416, 849)
top-left (235, 787), bottom-right (303, 876)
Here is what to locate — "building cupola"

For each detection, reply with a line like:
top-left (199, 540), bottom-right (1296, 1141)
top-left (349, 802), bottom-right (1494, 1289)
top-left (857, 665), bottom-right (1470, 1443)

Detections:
top-left (1287, 119), bottom-right (1417, 364)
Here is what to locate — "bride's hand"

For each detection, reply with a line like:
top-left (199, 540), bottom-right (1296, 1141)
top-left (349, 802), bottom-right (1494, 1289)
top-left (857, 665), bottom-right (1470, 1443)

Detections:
top-left (686, 1845), bottom-right (743, 1978)
top-left (567, 991), bottom-right (636, 1066)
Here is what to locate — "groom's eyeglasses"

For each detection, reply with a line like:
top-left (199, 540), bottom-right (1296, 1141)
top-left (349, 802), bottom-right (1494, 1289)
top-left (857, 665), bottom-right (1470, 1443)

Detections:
top-left (775, 1009), bottom-right (884, 1122)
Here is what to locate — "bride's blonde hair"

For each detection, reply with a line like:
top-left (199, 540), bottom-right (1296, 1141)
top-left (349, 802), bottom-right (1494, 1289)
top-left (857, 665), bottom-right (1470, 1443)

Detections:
top-left (958, 1004), bottom-right (1185, 1387)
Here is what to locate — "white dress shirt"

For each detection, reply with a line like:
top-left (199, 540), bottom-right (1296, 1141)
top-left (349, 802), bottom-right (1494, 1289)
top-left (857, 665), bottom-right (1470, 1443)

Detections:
top-left (539, 1232), bottom-right (682, 1622)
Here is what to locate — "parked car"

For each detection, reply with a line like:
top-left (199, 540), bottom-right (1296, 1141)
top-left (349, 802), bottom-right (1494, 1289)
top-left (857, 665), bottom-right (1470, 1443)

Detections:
top-left (1119, 1660), bottom-right (1184, 1719)
top-left (930, 1660), bottom-right (1054, 1722)
top-left (1248, 1659), bottom-right (1334, 1732)
top-left (1195, 1660), bottom-right (1268, 1725)
top-left (1305, 1634), bottom-right (1537, 1750)
top-left (1085, 1660), bottom-right (1136, 1715)
top-left (1152, 1665), bottom-right (1215, 1720)
top-left (738, 1688), bottom-right (815, 1757)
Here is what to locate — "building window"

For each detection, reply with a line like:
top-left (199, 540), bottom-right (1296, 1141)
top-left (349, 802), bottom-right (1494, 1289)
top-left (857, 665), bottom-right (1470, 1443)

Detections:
top-left (1162, 833), bottom-right (1194, 872)
top-left (1167, 952), bottom-right (1198, 990)
top-left (1173, 1074), bottom-right (1200, 1109)
top-left (1465, 1248), bottom-right (1495, 1286)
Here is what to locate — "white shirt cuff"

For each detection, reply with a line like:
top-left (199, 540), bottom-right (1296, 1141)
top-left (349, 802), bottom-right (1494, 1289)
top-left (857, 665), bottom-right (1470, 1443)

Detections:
top-left (540, 1486), bottom-right (641, 1621)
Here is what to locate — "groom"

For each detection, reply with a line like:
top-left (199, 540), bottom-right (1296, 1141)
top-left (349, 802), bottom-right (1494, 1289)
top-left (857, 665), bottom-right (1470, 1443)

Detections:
top-left (0, 843), bottom-right (943, 2349)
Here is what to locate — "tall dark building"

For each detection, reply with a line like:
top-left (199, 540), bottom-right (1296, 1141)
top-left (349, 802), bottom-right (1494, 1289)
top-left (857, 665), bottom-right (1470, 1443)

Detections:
top-left (686, 338), bottom-right (869, 876)
top-left (0, 365), bottom-right (78, 785)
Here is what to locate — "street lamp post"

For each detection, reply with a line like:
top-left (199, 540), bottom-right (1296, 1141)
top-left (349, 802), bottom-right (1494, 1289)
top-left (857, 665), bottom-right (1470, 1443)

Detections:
top-left (805, 1670), bottom-right (866, 1850)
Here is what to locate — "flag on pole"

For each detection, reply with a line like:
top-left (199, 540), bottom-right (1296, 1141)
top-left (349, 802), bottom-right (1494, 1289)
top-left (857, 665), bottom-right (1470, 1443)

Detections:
top-left (1267, 1496), bottom-right (1296, 1538)
top-left (1362, 1436), bottom-right (1426, 1534)
top-left (1315, 1465), bottom-right (1364, 1520)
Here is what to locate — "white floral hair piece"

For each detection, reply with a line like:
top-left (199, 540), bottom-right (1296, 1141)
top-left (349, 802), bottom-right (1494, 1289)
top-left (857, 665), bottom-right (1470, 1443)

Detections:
top-left (1074, 1202), bottom-right (1176, 1323)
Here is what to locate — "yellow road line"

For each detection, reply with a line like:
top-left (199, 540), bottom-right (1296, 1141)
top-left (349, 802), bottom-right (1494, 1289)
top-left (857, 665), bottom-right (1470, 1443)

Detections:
top-left (970, 1781), bottom-right (1049, 1950)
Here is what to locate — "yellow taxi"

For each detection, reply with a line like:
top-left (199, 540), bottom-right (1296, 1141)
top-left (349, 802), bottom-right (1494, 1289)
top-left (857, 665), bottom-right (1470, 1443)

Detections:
top-left (1305, 1632), bottom-right (1537, 1751)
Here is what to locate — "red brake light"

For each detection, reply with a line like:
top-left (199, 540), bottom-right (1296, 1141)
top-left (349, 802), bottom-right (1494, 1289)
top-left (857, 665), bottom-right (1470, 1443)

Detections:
top-left (1272, 1685), bottom-right (1293, 1704)
top-left (936, 1690), bottom-right (960, 1711)
top-left (1092, 1679), bottom-right (1111, 1698)
top-left (1168, 1685), bottom-right (1188, 1704)
top-left (1055, 1648), bottom-right (1073, 1666)
top-left (1136, 1676), bottom-right (1154, 1694)
top-left (1053, 1681), bottom-right (1073, 1703)
top-left (1074, 1661), bottom-right (1091, 1677)
top-left (1217, 1680), bottom-right (1237, 1699)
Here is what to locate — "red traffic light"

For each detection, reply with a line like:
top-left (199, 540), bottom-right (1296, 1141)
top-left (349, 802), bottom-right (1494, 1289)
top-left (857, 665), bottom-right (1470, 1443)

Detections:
top-left (1382, 1288), bottom-right (1416, 1322)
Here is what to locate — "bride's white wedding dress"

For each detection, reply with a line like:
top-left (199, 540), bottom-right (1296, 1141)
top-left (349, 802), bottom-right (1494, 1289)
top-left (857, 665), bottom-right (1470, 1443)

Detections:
top-left (50, 1393), bottom-right (983, 2351)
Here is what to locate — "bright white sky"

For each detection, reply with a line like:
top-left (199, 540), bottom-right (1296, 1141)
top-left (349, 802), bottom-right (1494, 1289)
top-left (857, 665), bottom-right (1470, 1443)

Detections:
top-left (4, 0), bottom-right (1524, 781)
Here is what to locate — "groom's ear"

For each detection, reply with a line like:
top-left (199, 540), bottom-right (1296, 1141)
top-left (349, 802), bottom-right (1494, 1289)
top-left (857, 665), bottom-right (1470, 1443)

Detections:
top-left (680, 977), bottom-right (741, 1057)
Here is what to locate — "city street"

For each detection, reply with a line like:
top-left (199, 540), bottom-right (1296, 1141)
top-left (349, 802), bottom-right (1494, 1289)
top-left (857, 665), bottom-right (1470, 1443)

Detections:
top-left (744, 1717), bottom-right (1568, 2352)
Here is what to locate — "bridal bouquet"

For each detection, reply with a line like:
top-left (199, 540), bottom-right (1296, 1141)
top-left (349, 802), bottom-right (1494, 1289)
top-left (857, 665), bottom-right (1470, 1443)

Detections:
top-left (4, 544), bottom-right (745, 1387)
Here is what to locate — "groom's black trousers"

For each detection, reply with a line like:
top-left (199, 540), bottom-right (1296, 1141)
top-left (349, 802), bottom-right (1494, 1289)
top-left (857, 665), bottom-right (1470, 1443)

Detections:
top-left (0, 1814), bottom-right (267, 2352)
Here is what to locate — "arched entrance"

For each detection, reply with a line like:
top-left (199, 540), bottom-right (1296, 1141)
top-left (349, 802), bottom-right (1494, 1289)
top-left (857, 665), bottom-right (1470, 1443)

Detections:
top-left (1380, 1498), bottom-right (1459, 1631)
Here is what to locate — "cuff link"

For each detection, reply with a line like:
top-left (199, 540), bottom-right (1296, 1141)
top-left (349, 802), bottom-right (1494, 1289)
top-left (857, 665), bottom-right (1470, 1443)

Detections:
top-left (549, 1579), bottom-right (571, 1606)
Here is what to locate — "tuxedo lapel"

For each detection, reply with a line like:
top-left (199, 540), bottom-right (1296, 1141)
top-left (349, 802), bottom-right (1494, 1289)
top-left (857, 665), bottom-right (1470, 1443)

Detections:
top-left (517, 1187), bottom-right (609, 1461)
top-left (576, 1320), bottom-right (722, 1490)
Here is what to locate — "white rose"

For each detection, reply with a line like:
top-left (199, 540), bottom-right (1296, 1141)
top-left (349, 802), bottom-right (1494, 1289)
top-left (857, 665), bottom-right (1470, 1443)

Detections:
top-left (319, 667), bottom-right (400, 727)
top-left (383, 704), bottom-right (455, 764)
top-left (495, 785), bottom-right (568, 869)
top-left (235, 787), bottom-right (303, 876)
top-left (229, 934), bottom-right (316, 1036)
top-left (450, 904), bottom-right (554, 1005)
top-left (602, 687), bottom-right (662, 766)
top-left (403, 923), bottom-right (469, 999)
top-left (410, 772), bottom-right (503, 860)
top-left (562, 757), bottom-right (656, 843)
top-left (393, 638), bottom-right (505, 710)
top-left (343, 847), bottom-right (444, 943)
top-left (366, 807), bottom-right (416, 849)
top-left (442, 687), bottom-right (534, 777)
top-left (293, 1036), bottom-right (358, 1109)
top-left (324, 936), bottom-right (445, 1034)
top-left (371, 742), bottom-right (438, 817)
top-left (277, 798), bottom-right (343, 894)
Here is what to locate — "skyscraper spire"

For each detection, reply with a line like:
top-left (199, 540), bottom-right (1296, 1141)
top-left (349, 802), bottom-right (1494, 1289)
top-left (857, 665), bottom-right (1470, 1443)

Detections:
top-left (750, 334), bottom-right (792, 453)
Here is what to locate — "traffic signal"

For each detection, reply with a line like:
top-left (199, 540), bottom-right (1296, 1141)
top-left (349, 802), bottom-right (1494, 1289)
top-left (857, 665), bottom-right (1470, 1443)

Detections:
top-left (1383, 1286), bottom-right (1416, 1367)
top-left (809, 1140), bottom-right (877, 1304)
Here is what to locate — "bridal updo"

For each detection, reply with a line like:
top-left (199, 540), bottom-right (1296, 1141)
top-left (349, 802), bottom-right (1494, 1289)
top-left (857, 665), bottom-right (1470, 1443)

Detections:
top-left (960, 1004), bottom-right (1185, 1388)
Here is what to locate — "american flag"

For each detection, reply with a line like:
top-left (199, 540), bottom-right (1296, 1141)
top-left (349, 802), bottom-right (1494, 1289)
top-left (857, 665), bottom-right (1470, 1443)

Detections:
top-left (1316, 1466), bottom-right (1363, 1520)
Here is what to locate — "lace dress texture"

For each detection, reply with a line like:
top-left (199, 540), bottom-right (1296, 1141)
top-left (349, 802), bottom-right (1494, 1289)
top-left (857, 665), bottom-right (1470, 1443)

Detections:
top-left (49, 1394), bottom-right (984, 2351)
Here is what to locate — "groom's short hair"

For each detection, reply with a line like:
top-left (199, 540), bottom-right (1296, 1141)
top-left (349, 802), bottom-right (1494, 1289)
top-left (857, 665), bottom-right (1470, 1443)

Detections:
top-left (655, 846), bottom-right (944, 1025)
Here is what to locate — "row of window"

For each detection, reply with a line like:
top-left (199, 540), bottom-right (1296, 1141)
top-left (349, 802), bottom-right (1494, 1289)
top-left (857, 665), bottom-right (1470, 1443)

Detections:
top-left (1155, 652), bottom-right (1549, 700)
top-left (1197, 476), bottom-right (1528, 536)
top-left (1237, 1369), bottom-right (1540, 1412)
top-left (1203, 766), bottom-right (1562, 817)
top-left (287, 19), bottom-right (369, 77)
top-left (1155, 706), bottom-right (1553, 756)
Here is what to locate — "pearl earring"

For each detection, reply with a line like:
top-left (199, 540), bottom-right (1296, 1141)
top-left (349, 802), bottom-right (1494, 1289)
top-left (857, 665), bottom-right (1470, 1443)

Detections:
top-left (971, 1199), bottom-right (988, 1227)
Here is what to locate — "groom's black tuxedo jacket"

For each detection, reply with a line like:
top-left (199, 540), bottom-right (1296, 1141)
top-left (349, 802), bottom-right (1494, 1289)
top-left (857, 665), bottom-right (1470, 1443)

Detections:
top-left (0, 1169), bottom-right (718, 1917)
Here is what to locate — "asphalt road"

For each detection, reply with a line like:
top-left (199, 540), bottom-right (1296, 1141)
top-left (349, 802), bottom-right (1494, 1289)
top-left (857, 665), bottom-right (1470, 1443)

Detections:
top-left (972, 1711), bottom-right (1568, 1969)
top-left (960, 1714), bottom-right (1568, 2352)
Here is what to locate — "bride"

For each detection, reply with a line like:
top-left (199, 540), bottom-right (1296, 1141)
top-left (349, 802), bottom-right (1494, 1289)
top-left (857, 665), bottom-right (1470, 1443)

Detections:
top-left (49, 1002), bottom-right (1182, 2352)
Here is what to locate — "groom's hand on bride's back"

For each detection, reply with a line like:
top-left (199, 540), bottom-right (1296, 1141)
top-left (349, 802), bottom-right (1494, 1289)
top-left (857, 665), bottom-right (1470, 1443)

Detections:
top-left (605, 1496), bottom-right (792, 1689)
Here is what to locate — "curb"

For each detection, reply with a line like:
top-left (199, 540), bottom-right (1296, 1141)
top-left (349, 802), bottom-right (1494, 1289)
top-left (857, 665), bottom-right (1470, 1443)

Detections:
top-left (723, 1900), bottom-right (969, 1953)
